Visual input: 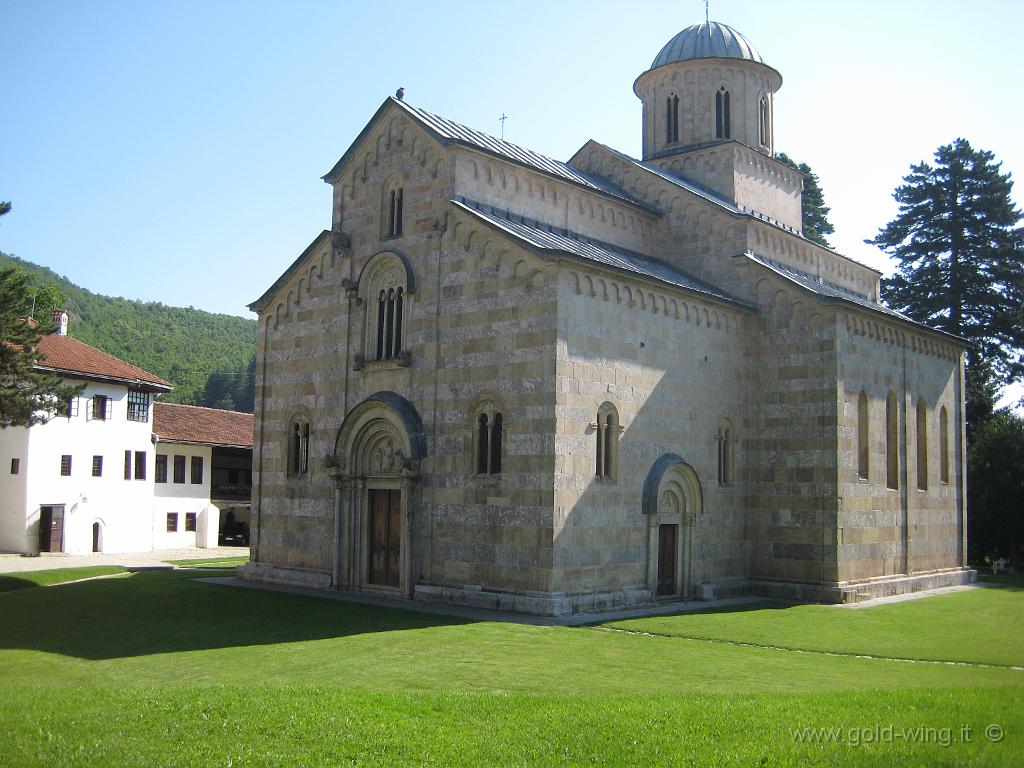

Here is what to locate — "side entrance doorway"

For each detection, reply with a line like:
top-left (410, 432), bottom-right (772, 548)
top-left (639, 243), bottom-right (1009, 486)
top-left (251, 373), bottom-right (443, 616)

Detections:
top-left (657, 523), bottom-right (677, 596)
top-left (38, 505), bottom-right (65, 553)
top-left (368, 489), bottom-right (401, 588)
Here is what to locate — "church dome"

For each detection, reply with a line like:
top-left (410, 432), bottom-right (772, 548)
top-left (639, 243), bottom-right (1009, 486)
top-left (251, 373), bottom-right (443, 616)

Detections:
top-left (650, 21), bottom-right (764, 69)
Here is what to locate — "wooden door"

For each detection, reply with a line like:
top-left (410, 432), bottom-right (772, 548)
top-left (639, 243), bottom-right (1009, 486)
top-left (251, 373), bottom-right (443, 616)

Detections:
top-left (368, 489), bottom-right (401, 587)
top-left (38, 506), bottom-right (64, 553)
top-left (657, 523), bottom-right (677, 596)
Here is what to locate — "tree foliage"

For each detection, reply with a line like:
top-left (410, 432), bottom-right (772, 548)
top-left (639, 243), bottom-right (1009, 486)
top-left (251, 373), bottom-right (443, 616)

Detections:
top-left (775, 152), bottom-right (835, 248)
top-left (0, 268), bottom-right (84, 428)
top-left (967, 409), bottom-right (1024, 563)
top-left (869, 139), bottom-right (1024, 386)
top-left (0, 253), bottom-right (257, 410)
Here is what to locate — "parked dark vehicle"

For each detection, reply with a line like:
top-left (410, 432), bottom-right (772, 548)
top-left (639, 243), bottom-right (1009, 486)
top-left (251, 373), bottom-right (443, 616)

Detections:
top-left (219, 521), bottom-right (250, 546)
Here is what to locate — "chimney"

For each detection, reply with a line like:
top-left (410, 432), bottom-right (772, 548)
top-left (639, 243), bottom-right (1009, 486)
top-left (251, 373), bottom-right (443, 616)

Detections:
top-left (52, 310), bottom-right (68, 336)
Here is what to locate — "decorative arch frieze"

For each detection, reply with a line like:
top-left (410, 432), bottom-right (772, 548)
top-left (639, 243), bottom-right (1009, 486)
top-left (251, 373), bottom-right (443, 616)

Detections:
top-left (331, 391), bottom-right (426, 478)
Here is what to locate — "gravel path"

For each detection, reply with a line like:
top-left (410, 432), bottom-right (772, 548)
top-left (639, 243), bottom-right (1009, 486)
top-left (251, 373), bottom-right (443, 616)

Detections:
top-left (0, 546), bottom-right (248, 573)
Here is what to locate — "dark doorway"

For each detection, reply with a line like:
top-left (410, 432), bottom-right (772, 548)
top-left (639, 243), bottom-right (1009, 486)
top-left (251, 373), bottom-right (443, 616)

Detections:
top-left (657, 523), bottom-right (677, 596)
top-left (38, 506), bottom-right (65, 553)
top-left (92, 522), bottom-right (101, 553)
top-left (368, 489), bottom-right (401, 587)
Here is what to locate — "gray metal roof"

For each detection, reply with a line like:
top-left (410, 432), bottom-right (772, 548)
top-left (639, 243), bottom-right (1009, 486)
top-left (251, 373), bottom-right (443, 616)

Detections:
top-left (452, 197), bottom-right (749, 308)
top-left (593, 142), bottom-right (745, 215)
top-left (651, 22), bottom-right (764, 69)
top-left (389, 99), bottom-right (651, 211)
top-left (742, 251), bottom-right (965, 343)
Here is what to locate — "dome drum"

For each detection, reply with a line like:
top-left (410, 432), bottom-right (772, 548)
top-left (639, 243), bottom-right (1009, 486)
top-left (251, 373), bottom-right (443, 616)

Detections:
top-left (635, 21), bottom-right (781, 160)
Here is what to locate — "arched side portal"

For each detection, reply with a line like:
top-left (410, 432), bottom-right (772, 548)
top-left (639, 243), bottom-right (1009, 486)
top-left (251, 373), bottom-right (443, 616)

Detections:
top-left (330, 392), bottom-right (426, 596)
top-left (642, 454), bottom-right (702, 600)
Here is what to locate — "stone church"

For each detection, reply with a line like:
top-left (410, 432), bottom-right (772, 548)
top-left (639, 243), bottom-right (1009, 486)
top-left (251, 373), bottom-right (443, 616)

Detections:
top-left (240, 21), bottom-right (974, 614)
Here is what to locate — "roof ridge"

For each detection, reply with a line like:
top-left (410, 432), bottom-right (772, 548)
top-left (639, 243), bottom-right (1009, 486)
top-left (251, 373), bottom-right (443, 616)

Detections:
top-left (35, 333), bottom-right (171, 388)
top-left (390, 99), bottom-right (653, 212)
top-left (451, 197), bottom-right (750, 309)
top-left (398, 99), bottom-right (539, 159)
top-left (155, 401), bottom-right (253, 417)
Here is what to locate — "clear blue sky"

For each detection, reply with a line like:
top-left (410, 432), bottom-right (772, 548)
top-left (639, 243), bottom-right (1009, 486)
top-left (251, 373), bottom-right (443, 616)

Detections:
top-left (3, 1), bottom-right (1022, 325)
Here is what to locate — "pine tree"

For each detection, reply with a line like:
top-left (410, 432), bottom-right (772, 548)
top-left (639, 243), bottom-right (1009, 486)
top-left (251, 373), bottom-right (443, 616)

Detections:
top-left (0, 268), bottom-right (84, 428)
top-left (869, 139), bottom-right (1024, 386)
top-left (775, 152), bottom-right (835, 248)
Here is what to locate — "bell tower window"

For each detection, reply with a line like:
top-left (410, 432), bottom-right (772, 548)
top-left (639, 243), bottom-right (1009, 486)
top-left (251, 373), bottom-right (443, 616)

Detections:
top-left (758, 94), bottom-right (771, 148)
top-left (715, 87), bottom-right (730, 139)
top-left (665, 93), bottom-right (679, 144)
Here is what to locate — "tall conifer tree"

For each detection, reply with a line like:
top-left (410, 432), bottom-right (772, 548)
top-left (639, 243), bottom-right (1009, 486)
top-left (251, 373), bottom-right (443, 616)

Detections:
top-left (869, 139), bottom-right (1023, 387)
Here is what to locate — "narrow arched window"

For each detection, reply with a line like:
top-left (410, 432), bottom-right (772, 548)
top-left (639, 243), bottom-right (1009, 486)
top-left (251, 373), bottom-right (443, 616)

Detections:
top-left (300, 423), bottom-right (310, 474)
top-left (476, 413), bottom-right (489, 474)
top-left (758, 95), bottom-right (770, 147)
top-left (715, 87), bottom-right (730, 139)
top-left (490, 413), bottom-right (503, 474)
top-left (717, 422), bottom-right (733, 486)
top-left (393, 287), bottom-right (404, 355)
top-left (939, 406), bottom-right (950, 484)
top-left (374, 284), bottom-right (405, 361)
top-left (596, 403), bottom-right (619, 480)
top-left (384, 288), bottom-right (396, 359)
top-left (666, 94), bottom-right (679, 144)
top-left (289, 419), bottom-right (309, 476)
top-left (473, 408), bottom-right (503, 475)
top-left (857, 391), bottom-right (869, 480)
top-left (385, 187), bottom-right (404, 237)
top-left (886, 393), bottom-right (899, 490)
top-left (916, 399), bottom-right (928, 491)
top-left (376, 289), bottom-right (387, 360)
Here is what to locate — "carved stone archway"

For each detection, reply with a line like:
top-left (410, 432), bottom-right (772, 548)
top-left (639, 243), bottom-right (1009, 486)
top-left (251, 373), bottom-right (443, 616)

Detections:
top-left (642, 454), bottom-right (702, 600)
top-left (329, 392), bottom-right (426, 596)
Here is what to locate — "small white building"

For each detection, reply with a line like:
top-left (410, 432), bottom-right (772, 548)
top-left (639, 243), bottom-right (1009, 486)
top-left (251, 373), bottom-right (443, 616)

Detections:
top-left (152, 402), bottom-right (255, 550)
top-left (0, 312), bottom-right (172, 554)
top-left (0, 313), bottom-right (255, 555)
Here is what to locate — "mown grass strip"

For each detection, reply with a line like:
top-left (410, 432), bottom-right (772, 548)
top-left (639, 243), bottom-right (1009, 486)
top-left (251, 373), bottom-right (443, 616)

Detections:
top-left (1, 685), bottom-right (1020, 767)
top-left (604, 584), bottom-right (1024, 668)
top-left (0, 571), bottom-right (1020, 695)
top-left (162, 556), bottom-right (249, 567)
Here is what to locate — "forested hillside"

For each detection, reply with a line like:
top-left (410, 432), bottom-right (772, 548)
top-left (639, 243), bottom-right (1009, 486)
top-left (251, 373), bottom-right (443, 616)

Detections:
top-left (0, 252), bottom-right (257, 411)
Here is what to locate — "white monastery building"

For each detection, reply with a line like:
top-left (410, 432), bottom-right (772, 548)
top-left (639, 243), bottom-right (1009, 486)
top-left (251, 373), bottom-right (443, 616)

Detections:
top-left (242, 21), bottom-right (974, 613)
top-left (0, 312), bottom-right (254, 555)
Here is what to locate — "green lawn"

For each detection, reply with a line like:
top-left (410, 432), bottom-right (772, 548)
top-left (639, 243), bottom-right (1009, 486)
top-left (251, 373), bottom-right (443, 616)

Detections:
top-left (605, 585), bottom-right (1024, 667)
top-left (0, 570), bottom-right (1021, 766)
top-left (163, 555), bottom-right (250, 569)
top-left (0, 565), bottom-right (126, 593)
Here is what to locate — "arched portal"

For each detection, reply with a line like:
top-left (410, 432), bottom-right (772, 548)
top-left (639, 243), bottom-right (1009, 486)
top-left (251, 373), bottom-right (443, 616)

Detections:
top-left (330, 392), bottom-right (426, 595)
top-left (91, 521), bottom-right (103, 553)
top-left (642, 454), bottom-right (702, 599)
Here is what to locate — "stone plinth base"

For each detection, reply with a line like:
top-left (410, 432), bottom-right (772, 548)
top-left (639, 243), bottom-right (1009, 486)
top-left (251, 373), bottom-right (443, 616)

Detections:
top-left (237, 561), bottom-right (331, 590)
top-left (746, 567), bottom-right (977, 604)
top-left (414, 584), bottom-right (655, 617)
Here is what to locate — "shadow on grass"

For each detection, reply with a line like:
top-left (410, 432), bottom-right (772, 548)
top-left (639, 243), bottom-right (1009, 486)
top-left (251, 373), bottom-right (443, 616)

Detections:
top-left (0, 575), bottom-right (39, 593)
top-left (977, 574), bottom-right (1024, 591)
top-left (0, 570), bottom-right (472, 661)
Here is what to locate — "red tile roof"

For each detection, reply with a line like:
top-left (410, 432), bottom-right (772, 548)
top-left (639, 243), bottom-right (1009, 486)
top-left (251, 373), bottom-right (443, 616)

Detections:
top-left (153, 402), bottom-right (254, 448)
top-left (35, 333), bottom-right (172, 390)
